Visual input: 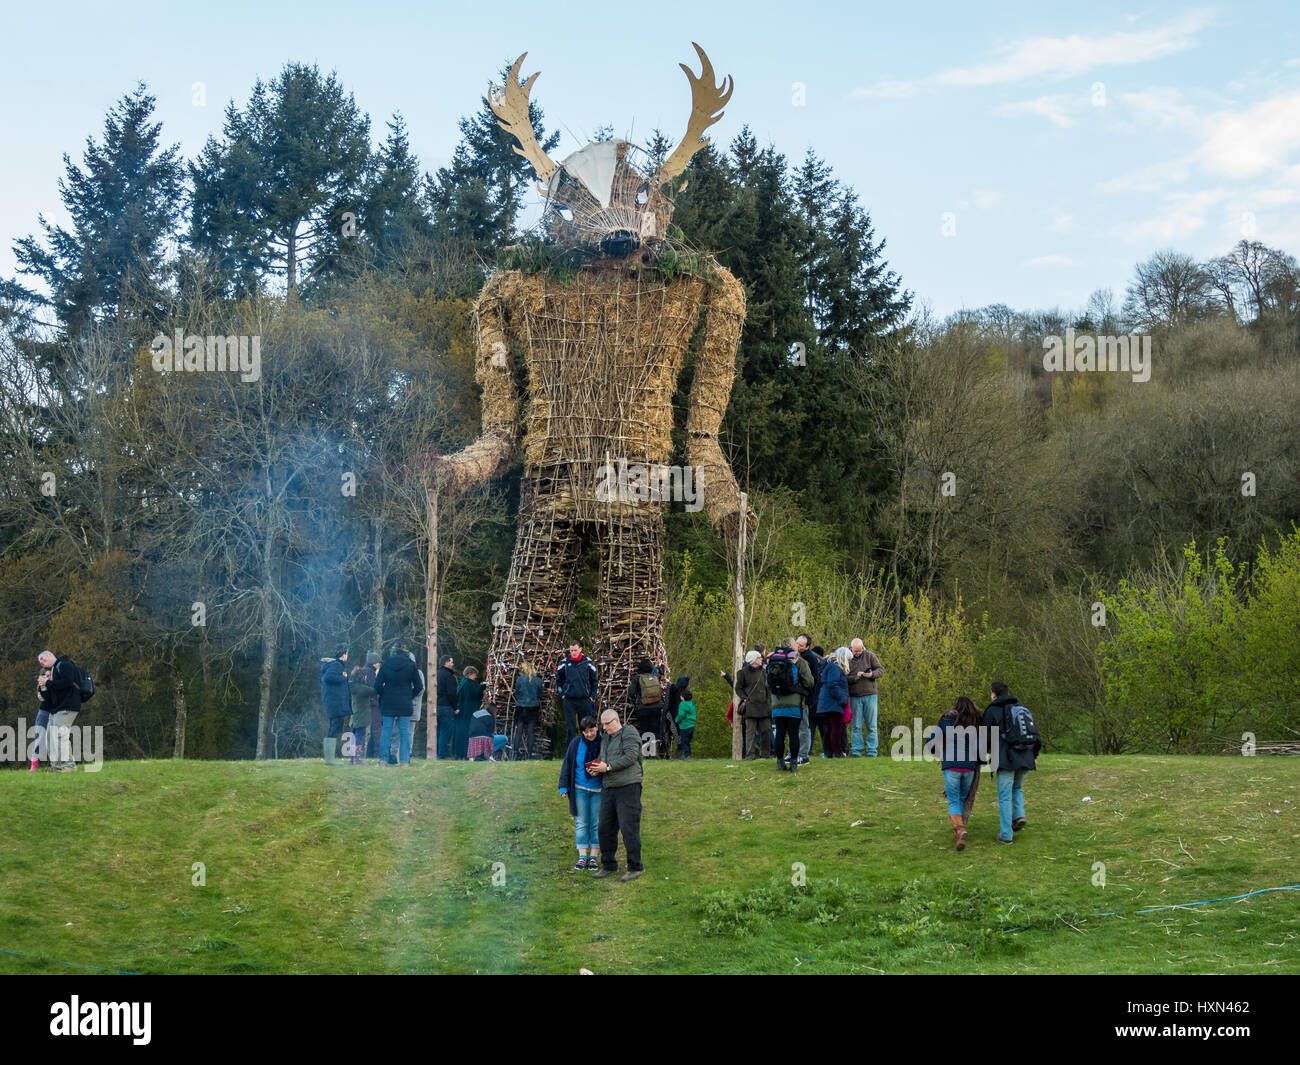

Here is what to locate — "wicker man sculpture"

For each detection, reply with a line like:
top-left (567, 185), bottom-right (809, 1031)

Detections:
top-left (432, 44), bottom-right (755, 745)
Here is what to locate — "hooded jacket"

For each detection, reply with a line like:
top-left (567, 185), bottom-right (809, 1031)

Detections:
top-left (983, 694), bottom-right (1041, 772)
top-left (374, 653), bottom-right (423, 716)
top-left (816, 659), bottom-right (849, 716)
top-left (734, 661), bottom-right (772, 718)
top-left (320, 657), bottom-right (351, 719)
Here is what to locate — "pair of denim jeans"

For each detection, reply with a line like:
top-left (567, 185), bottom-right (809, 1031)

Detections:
top-left (942, 769), bottom-right (974, 816)
top-left (574, 786), bottom-right (602, 852)
top-left (378, 715), bottom-right (411, 764)
top-left (850, 694), bottom-right (878, 756)
top-left (995, 768), bottom-right (1028, 841)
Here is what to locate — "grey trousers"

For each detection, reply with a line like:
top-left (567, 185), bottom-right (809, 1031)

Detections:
top-left (49, 709), bottom-right (80, 770)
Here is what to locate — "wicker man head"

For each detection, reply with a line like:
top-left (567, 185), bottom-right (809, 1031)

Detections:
top-left (489, 44), bottom-right (732, 259)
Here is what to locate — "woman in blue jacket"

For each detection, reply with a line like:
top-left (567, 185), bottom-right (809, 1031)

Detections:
top-left (558, 716), bottom-right (603, 870)
top-left (320, 648), bottom-right (351, 765)
top-left (815, 647), bottom-right (851, 758)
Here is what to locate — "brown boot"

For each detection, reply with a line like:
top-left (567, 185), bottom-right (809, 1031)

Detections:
top-left (950, 814), bottom-right (967, 851)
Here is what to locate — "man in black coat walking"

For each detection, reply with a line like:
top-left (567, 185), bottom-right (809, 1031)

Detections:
top-left (983, 681), bottom-right (1042, 844)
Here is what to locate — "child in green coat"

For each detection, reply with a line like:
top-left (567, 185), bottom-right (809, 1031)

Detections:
top-left (675, 689), bottom-right (697, 760)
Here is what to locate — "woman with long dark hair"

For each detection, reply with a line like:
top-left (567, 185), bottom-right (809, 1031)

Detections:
top-left (931, 696), bottom-right (985, 850)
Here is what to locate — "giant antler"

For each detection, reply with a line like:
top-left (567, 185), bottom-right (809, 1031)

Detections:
top-left (489, 53), bottom-right (558, 184)
top-left (657, 43), bottom-right (733, 184)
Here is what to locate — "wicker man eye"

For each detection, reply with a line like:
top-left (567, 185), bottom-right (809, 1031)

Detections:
top-left (635, 182), bottom-right (650, 205)
top-left (555, 204), bottom-right (574, 222)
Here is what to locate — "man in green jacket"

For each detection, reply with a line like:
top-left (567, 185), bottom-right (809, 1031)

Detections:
top-left (591, 709), bottom-right (645, 881)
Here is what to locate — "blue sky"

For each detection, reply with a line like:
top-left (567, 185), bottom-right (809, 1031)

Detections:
top-left (3, 1), bottom-right (1298, 317)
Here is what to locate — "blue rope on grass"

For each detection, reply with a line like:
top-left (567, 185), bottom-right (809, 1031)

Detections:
top-left (1095, 882), bottom-right (1300, 918)
top-left (0, 946), bottom-right (141, 975)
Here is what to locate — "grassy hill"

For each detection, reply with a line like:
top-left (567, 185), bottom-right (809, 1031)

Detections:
top-left (1, 755), bottom-right (1297, 974)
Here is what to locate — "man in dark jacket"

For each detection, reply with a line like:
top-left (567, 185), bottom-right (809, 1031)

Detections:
top-left (591, 709), bottom-right (645, 880)
top-left (983, 681), bottom-right (1041, 844)
top-left (734, 651), bottom-right (772, 759)
top-left (373, 644), bottom-right (423, 765)
top-left (435, 655), bottom-right (458, 760)
top-left (39, 650), bottom-right (83, 772)
top-left (320, 648), bottom-right (351, 765)
top-left (556, 641), bottom-right (598, 748)
top-left (795, 635), bottom-right (822, 764)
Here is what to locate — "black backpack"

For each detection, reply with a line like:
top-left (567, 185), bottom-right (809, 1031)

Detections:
top-left (78, 665), bottom-right (96, 703)
top-left (766, 649), bottom-right (799, 696)
top-left (1001, 702), bottom-right (1039, 751)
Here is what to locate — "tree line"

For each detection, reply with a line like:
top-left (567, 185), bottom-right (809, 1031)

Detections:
top-left (1, 62), bottom-right (1296, 759)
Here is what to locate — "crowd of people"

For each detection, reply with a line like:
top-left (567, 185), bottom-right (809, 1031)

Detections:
top-left (321, 633), bottom-right (1041, 866)
top-left (724, 634), bottom-right (885, 766)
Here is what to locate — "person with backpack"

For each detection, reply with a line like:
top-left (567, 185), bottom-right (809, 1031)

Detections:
top-left (320, 647), bottom-right (351, 766)
top-left (556, 641), bottom-right (598, 749)
top-left (928, 696), bottom-right (986, 850)
top-left (627, 658), bottom-right (664, 754)
top-left (794, 635), bottom-right (822, 764)
top-left (38, 650), bottom-right (87, 772)
top-left (983, 681), bottom-right (1042, 844)
top-left (768, 641), bottom-right (813, 773)
top-left (732, 650), bottom-right (772, 759)
top-left (373, 644), bottom-right (424, 766)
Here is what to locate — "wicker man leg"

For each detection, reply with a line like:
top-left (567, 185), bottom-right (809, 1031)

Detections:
top-left (594, 507), bottom-right (668, 720)
top-left (484, 484), bottom-right (585, 755)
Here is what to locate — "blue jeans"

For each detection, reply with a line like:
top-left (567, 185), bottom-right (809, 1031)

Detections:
top-left (379, 716), bottom-right (411, 764)
top-left (996, 768), bottom-right (1027, 841)
top-left (32, 708), bottom-right (50, 761)
top-left (943, 769), bottom-right (974, 817)
top-left (574, 787), bottom-right (602, 852)
top-left (850, 694), bottom-right (878, 756)
top-left (436, 706), bottom-right (454, 759)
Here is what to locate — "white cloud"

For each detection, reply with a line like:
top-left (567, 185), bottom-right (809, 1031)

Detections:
top-left (1131, 188), bottom-right (1227, 239)
top-left (1198, 92), bottom-right (1300, 178)
top-left (850, 8), bottom-right (1214, 100)
top-left (995, 94), bottom-right (1082, 127)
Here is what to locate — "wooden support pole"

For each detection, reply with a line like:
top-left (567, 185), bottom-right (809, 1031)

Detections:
top-left (425, 485), bottom-right (439, 760)
top-left (731, 491), bottom-right (747, 761)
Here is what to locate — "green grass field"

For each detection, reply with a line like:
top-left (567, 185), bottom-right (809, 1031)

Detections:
top-left (1, 755), bottom-right (1297, 974)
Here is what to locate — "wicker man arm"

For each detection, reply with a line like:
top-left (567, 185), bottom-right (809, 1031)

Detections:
top-left (431, 275), bottom-right (521, 495)
top-left (686, 267), bottom-right (757, 542)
